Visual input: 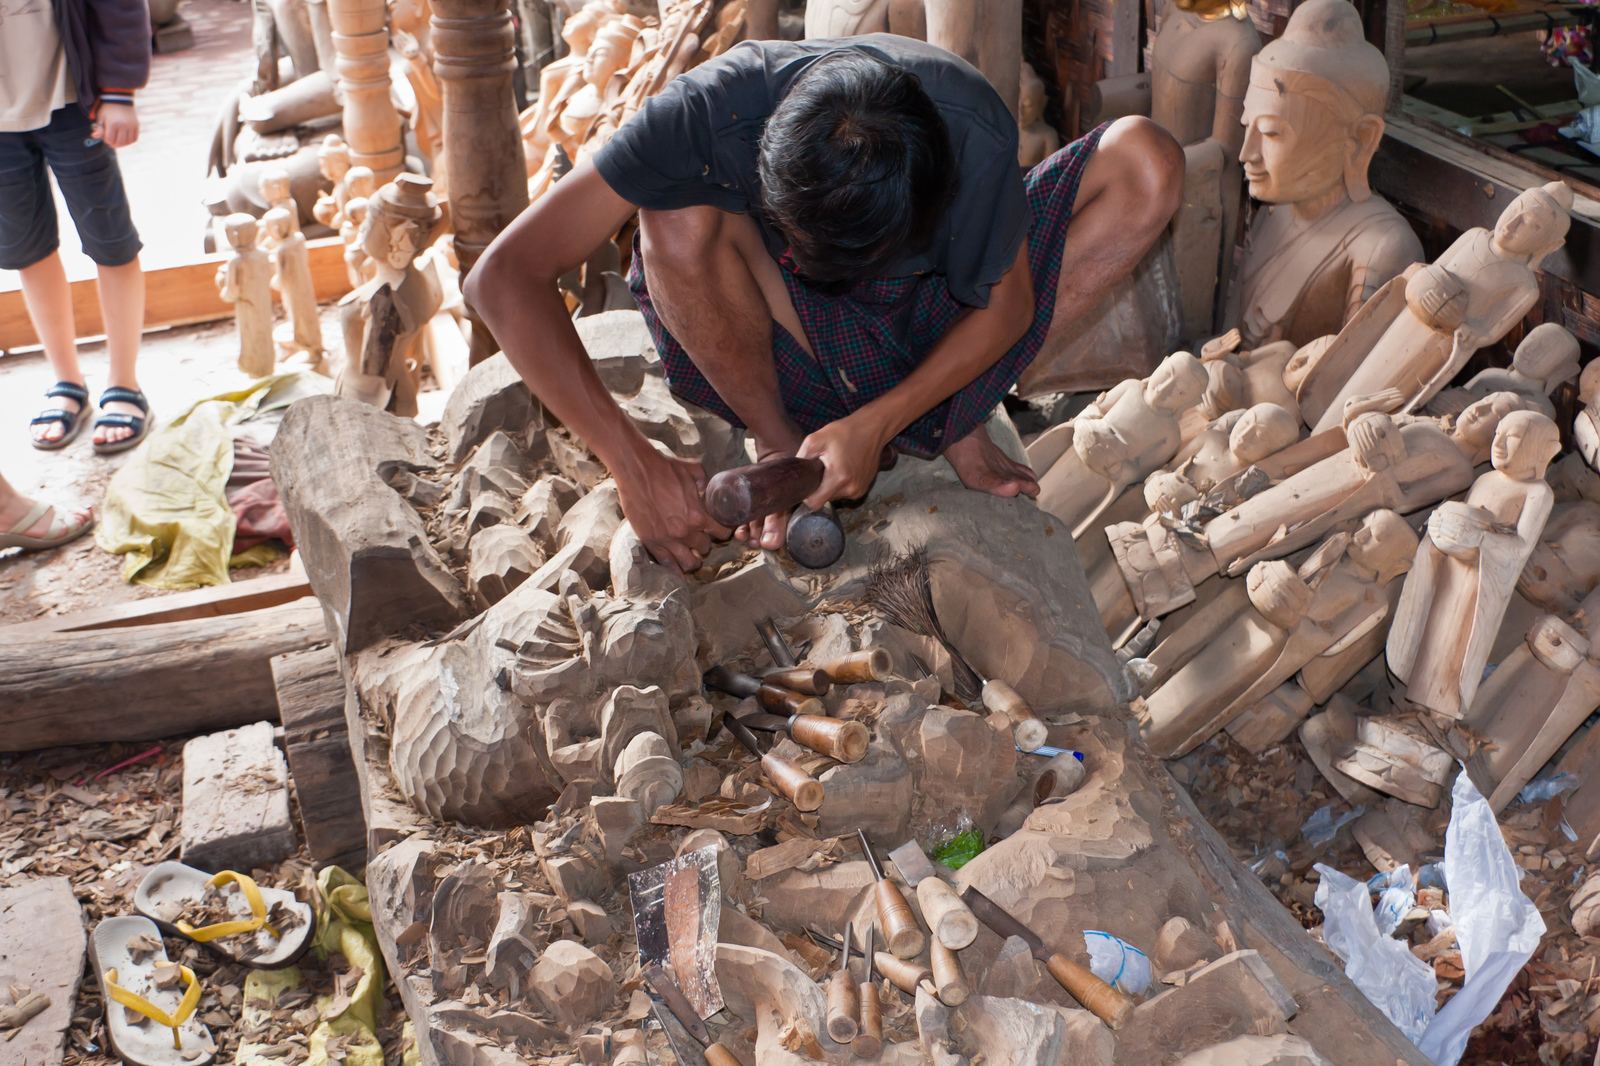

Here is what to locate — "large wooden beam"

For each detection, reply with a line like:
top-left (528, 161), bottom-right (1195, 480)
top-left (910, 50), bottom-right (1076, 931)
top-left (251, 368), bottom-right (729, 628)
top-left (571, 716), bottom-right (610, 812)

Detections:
top-left (0, 237), bottom-right (352, 351)
top-left (0, 600), bottom-right (327, 752)
top-left (274, 646), bottom-right (367, 865)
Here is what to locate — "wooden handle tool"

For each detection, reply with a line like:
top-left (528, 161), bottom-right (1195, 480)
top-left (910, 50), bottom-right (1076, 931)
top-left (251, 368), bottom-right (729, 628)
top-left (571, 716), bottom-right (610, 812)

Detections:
top-left (960, 886), bottom-right (1134, 1029)
top-left (929, 939), bottom-right (968, 1006)
top-left (819, 648), bottom-right (893, 685)
top-left (644, 964), bottom-right (745, 1066)
top-left (705, 666), bottom-right (825, 718)
top-left (825, 921), bottom-right (860, 1043)
top-left (873, 951), bottom-right (932, 996)
top-left (982, 678), bottom-right (1048, 753)
top-left (857, 829), bottom-right (925, 959)
top-left (726, 716), bottom-right (824, 811)
top-left (917, 876), bottom-right (979, 950)
top-left (763, 666), bottom-right (832, 695)
top-left (853, 924), bottom-right (883, 1059)
top-left (732, 708), bottom-right (870, 764)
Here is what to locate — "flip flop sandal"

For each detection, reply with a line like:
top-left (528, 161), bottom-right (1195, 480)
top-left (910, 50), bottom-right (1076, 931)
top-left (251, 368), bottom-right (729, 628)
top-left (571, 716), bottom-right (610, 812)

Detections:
top-left (29, 381), bottom-right (91, 451)
top-left (93, 386), bottom-right (153, 456)
top-left (0, 499), bottom-right (94, 552)
top-left (134, 863), bottom-right (314, 969)
top-left (90, 915), bottom-right (215, 1066)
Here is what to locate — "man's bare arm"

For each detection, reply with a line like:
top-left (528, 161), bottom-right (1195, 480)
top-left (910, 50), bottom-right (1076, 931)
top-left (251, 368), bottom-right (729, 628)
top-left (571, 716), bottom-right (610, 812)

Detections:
top-left (464, 161), bottom-right (730, 572)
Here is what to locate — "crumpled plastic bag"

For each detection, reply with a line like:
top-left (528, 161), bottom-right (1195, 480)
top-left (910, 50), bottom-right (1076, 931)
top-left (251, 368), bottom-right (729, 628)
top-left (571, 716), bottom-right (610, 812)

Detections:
top-left (1313, 863), bottom-right (1436, 1043)
top-left (1373, 865), bottom-right (1416, 938)
top-left (96, 372), bottom-right (330, 588)
top-left (1083, 930), bottom-right (1151, 995)
top-left (1416, 774), bottom-right (1546, 1065)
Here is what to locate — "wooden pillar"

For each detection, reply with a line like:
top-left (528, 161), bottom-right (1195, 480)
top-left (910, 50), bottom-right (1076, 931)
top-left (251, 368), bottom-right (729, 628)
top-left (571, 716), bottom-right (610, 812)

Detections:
top-left (326, 0), bottom-right (405, 181)
top-left (432, 0), bottom-right (530, 364)
top-left (1384, 0), bottom-right (1406, 115)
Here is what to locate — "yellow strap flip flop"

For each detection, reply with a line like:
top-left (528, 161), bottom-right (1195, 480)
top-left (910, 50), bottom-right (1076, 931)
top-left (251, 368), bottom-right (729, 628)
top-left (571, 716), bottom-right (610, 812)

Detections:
top-left (174, 871), bottom-right (281, 943)
top-left (103, 965), bottom-right (202, 1051)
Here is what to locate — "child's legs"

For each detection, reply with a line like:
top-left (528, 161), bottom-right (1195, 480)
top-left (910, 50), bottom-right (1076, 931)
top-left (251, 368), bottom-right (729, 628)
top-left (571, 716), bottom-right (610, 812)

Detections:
top-left (0, 122), bottom-right (81, 386)
top-left (37, 106), bottom-right (146, 441)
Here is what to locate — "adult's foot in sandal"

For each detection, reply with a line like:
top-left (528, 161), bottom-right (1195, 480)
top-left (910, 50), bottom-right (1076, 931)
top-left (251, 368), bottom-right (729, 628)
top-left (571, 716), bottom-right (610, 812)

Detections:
top-left (0, 475), bottom-right (92, 550)
top-left (30, 386), bottom-right (86, 445)
top-left (96, 382), bottom-right (146, 447)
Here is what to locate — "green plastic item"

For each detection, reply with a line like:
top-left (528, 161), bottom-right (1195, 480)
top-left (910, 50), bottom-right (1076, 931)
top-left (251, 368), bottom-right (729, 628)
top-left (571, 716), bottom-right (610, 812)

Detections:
top-left (931, 829), bottom-right (984, 870)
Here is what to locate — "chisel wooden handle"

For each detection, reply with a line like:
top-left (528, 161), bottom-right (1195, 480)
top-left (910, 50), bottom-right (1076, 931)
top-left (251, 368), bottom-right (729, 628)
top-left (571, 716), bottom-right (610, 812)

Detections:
top-left (917, 877), bottom-right (978, 950)
top-left (761, 753), bottom-right (824, 811)
top-left (705, 457), bottom-right (825, 527)
top-left (820, 649), bottom-right (892, 685)
top-left (983, 679), bottom-right (1048, 752)
top-left (873, 952), bottom-right (931, 995)
top-left (853, 982), bottom-right (882, 1058)
top-left (788, 716), bottom-right (869, 763)
top-left (757, 684), bottom-right (825, 718)
top-left (826, 969), bottom-right (860, 1043)
top-left (704, 1044), bottom-right (743, 1066)
top-left (764, 667), bottom-right (832, 695)
top-left (929, 940), bottom-right (968, 1006)
top-left (875, 881), bottom-right (925, 959)
top-left (1043, 952), bottom-right (1135, 1029)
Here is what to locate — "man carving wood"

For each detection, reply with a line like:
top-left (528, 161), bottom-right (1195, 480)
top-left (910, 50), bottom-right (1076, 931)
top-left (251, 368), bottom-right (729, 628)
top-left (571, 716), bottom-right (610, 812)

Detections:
top-left (468, 35), bottom-right (1183, 571)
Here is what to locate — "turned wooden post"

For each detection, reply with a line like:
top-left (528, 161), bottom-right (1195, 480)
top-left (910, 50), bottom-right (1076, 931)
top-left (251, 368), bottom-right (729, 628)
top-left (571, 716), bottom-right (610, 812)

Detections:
top-left (325, 0), bottom-right (405, 181)
top-left (432, 0), bottom-right (529, 364)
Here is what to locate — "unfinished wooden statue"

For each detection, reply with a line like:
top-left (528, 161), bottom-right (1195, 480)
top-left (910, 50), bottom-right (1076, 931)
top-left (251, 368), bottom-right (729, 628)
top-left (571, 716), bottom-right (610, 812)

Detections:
top-left (336, 175), bottom-right (444, 416)
top-left (1518, 500), bottom-right (1600, 615)
top-left (1425, 322), bottom-right (1579, 420)
top-left (260, 207), bottom-right (326, 369)
top-left (257, 165), bottom-right (299, 238)
top-left (803, 0), bottom-right (927, 44)
top-left (1149, 0), bottom-right (1259, 337)
top-left (1307, 182), bottom-right (1574, 433)
top-left (1017, 62), bottom-right (1059, 169)
top-left (1231, 0), bottom-right (1421, 351)
top-left (1167, 402), bottom-right (1299, 494)
top-left (1195, 336), bottom-right (1304, 426)
top-left (216, 213), bottom-right (276, 378)
top-left (558, 18), bottom-right (643, 162)
top-left (1140, 508), bottom-right (1418, 757)
top-left (1110, 393), bottom-right (1531, 618)
top-left (924, 0), bottom-right (1022, 122)
top-left (340, 166), bottom-right (379, 287)
top-left (390, 0), bottom-right (447, 198)
top-left (312, 133), bottom-right (352, 229)
top-left (1388, 410), bottom-right (1563, 718)
top-left (1035, 350), bottom-right (1209, 537)
top-left (1463, 589), bottom-right (1600, 811)
top-left (521, 0), bottom-right (625, 171)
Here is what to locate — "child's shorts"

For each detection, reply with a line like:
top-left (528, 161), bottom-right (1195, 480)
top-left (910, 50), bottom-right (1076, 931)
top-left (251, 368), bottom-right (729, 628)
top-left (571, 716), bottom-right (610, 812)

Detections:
top-left (0, 105), bottom-right (142, 271)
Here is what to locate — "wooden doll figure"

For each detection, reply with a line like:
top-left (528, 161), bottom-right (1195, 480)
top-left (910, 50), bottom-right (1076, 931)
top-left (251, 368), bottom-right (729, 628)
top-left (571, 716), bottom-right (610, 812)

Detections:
top-left (261, 207), bottom-right (325, 371)
top-left (1017, 62), bottom-right (1059, 169)
top-left (216, 213), bottom-right (276, 378)
top-left (335, 175), bottom-right (444, 416)
top-left (1388, 410), bottom-right (1564, 718)
top-left (312, 133), bottom-right (353, 230)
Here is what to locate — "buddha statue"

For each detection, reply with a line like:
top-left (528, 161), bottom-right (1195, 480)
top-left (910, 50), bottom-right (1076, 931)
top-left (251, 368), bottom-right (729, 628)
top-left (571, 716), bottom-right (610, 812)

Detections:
top-left (1018, 62), bottom-right (1059, 169)
top-left (1388, 410), bottom-right (1563, 718)
top-left (1231, 0), bottom-right (1422, 351)
top-left (1308, 182), bottom-right (1574, 433)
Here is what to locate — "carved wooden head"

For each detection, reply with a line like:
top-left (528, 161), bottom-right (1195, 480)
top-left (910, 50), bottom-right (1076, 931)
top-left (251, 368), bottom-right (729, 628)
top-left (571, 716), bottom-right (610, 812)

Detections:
top-left (1229, 402), bottom-right (1298, 463)
top-left (1492, 182), bottom-right (1574, 264)
top-left (1492, 410), bottom-right (1562, 481)
top-left (1143, 351), bottom-right (1209, 413)
top-left (1513, 323), bottom-right (1581, 390)
top-left (1240, 0), bottom-right (1388, 205)
top-left (1348, 508), bottom-right (1417, 586)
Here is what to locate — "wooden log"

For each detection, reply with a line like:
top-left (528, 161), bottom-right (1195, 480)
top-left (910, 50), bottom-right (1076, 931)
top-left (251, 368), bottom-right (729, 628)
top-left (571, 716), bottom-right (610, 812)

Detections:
top-left (273, 646), bottom-right (367, 864)
top-left (0, 600), bottom-right (327, 752)
top-left (271, 395), bottom-right (468, 653)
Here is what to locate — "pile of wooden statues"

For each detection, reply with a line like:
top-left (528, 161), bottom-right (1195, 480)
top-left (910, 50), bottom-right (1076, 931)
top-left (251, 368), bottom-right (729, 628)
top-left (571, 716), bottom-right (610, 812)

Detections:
top-left (1031, 158), bottom-right (1594, 837)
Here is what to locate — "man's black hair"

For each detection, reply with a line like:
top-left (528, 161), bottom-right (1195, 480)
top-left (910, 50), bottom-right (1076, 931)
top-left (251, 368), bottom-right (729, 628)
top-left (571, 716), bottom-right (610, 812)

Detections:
top-left (758, 50), bottom-right (957, 287)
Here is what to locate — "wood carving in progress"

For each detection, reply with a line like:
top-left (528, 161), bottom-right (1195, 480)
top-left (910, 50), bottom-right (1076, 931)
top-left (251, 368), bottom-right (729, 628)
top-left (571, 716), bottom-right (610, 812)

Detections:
top-left (215, 212), bottom-right (277, 378)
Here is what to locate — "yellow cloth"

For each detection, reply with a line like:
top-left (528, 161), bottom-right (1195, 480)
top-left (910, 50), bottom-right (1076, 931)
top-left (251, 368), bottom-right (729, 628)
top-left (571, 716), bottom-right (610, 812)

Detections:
top-left (94, 373), bottom-right (331, 589)
top-left (234, 867), bottom-right (385, 1066)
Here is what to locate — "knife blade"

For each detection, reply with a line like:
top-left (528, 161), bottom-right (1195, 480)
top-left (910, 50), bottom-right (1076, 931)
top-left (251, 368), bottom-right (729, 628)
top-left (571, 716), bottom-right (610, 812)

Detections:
top-left (959, 886), bottom-right (1135, 1029)
top-left (644, 965), bottom-right (745, 1066)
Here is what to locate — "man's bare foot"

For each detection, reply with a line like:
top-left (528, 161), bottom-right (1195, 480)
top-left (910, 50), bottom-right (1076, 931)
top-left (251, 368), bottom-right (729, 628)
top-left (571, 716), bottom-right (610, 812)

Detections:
top-left (944, 423), bottom-right (1040, 498)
